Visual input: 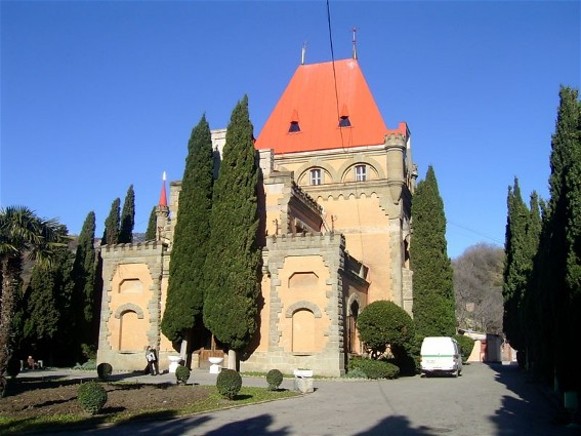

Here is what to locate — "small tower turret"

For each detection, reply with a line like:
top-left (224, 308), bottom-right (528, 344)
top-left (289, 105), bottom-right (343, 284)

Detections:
top-left (156, 171), bottom-right (170, 241)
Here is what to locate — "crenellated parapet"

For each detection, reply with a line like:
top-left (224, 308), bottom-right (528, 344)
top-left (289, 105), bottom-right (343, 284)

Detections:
top-left (291, 181), bottom-right (322, 214)
top-left (100, 240), bottom-right (167, 254)
top-left (266, 231), bottom-right (344, 251)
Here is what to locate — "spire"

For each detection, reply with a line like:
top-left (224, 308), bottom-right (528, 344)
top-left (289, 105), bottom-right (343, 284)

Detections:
top-left (159, 171), bottom-right (167, 207)
top-left (352, 27), bottom-right (358, 60)
top-left (301, 42), bottom-right (307, 65)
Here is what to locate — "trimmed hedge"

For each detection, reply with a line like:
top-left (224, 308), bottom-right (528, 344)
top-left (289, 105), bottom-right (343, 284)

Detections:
top-left (77, 381), bottom-right (107, 415)
top-left (266, 369), bottom-right (283, 390)
top-left (349, 357), bottom-right (400, 379)
top-left (97, 363), bottom-right (113, 380)
top-left (216, 369), bottom-right (242, 399)
top-left (175, 364), bottom-right (191, 385)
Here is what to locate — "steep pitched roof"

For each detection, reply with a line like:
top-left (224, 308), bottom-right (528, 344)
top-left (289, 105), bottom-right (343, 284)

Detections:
top-left (255, 59), bottom-right (398, 154)
top-left (158, 172), bottom-right (167, 207)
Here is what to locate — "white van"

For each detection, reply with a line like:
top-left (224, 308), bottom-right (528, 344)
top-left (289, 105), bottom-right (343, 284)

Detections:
top-left (420, 336), bottom-right (462, 377)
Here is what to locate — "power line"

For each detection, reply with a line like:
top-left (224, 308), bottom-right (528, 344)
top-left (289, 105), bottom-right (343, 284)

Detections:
top-left (447, 220), bottom-right (504, 245)
top-left (325, 0), bottom-right (344, 149)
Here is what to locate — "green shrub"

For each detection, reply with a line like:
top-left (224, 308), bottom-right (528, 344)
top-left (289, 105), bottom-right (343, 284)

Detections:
top-left (454, 334), bottom-right (475, 363)
top-left (216, 369), bottom-right (242, 399)
top-left (175, 364), bottom-right (191, 385)
top-left (97, 363), bottom-right (113, 380)
top-left (357, 300), bottom-right (416, 360)
top-left (73, 359), bottom-right (97, 370)
top-left (349, 356), bottom-right (400, 379)
top-left (6, 357), bottom-right (21, 379)
top-left (344, 368), bottom-right (368, 379)
top-left (266, 369), bottom-right (283, 390)
top-left (77, 381), bottom-right (107, 415)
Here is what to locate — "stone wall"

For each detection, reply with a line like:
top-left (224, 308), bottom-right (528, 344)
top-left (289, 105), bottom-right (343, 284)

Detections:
top-left (241, 232), bottom-right (349, 377)
top-left (97, 241), bottom-right (172, 371)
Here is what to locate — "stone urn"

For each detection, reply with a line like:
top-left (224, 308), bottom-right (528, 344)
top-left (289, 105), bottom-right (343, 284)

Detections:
top-left (168, 355), bottom-right (182, 374)
top-left (208, 356), bottom-right (224, 374)
top-left (293, 369), bottom-right (314, 393)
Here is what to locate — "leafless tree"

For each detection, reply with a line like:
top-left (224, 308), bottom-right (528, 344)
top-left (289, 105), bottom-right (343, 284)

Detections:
top-left (453, 243), bottom-right (504, 334)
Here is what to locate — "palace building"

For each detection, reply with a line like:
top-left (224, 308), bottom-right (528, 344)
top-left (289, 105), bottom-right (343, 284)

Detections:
top-left (97, 53), bottom-right (416, 377)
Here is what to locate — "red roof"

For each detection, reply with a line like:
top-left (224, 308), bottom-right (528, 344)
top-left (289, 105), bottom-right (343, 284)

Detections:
top-left (159, 178), bottom-right (167, 207)
top-left (255, 59), bottom-right (401, 154)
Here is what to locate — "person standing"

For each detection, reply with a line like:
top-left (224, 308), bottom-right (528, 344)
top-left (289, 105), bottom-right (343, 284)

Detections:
top-left (145, 346), bottom-right (158, 375)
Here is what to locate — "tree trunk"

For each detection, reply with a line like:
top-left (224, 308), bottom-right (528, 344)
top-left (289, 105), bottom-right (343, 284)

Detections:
top-left (0, 258), bottom-right (19, 379)
top-left (227, 349), bottom-right (237, 370)
top-left (180, 335), bottom-right (188, 363)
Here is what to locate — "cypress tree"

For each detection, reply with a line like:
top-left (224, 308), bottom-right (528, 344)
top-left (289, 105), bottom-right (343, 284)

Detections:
top-left (502, 178), bottom-right (531, 352)
top-left (145, 206), bottom-right (157, 241)
top-left (23, 244), bottom-right (74, 365)
top-left (410, 165), bottom-right (456, 337)
top-left (119, 185), bottom-right (135, 243)
top-left (525, 87), bottom-right (581, 387)
top-left (102, 198), bottom-right (120, 245)
top-left (203, 96), bottom-right (262, 368)
top-left (521, 192), bottom-right (542, 370)
top-left (162, 115), bottom-right (214, 344)
top-left (70, 211), bottom-right (99, 360)
top-left (546, 87), bottom-right (581, 391)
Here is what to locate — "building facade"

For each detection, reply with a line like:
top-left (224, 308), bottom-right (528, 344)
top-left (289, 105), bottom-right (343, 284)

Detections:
top-left (97, 57), bottom-right (416, 377)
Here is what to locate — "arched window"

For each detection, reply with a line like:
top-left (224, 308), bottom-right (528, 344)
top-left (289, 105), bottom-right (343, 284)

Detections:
top-left (119, 310), bottom-right (142, 351)
top-left (292, 309), bottom-right (315, 353)
top-left (310, 168), bottom-right (322, 185)
top-left (355, 165), bottom-right (367, 182)
top-left (348, 301), bottom-right (360, 354)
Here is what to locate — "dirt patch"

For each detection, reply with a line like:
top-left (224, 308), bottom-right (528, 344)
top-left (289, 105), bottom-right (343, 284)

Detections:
top-left (0, 377), bottom-right (211, 419)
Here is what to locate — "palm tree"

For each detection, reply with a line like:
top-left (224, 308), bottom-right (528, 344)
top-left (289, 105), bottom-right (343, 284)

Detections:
top-left (0, 206), bottom-right (65, 392)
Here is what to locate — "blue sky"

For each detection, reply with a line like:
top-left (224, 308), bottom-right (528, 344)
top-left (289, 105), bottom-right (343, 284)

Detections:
top-left (1, 1), bottom-right (579, 259)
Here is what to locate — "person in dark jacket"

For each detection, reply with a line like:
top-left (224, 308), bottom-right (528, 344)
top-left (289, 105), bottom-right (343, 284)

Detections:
top-left (145, 346), bottom-right (158, 375)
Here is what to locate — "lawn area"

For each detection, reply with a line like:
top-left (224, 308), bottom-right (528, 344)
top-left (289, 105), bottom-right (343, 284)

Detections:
top-left (0, 376), bottom-right (300, 434)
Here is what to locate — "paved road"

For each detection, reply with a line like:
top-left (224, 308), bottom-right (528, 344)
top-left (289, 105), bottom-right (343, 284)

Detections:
top-left (36, 363), bottom-right (579, 435)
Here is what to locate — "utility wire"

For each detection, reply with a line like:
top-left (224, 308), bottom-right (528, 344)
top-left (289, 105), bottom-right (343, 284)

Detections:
top-left (326, 0), bottom-right (344, 149)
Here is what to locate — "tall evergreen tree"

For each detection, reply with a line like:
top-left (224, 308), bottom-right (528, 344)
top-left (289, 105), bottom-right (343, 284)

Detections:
top-left (119, 185), bottom-right (135, 243)
top-left (145, 206), bottom-right (157, 241)
top-left (502, 178), bottom-right (532, 352)
top-left (524, 86), bottom-right (581, 388)
top-left (203, 96), bottom-right (262, 369)
top-left (410, 165), bottom-right (456, 337)
top-left (521, 192), bottom-right (542, 370)
top-left (22, 243), bottom-right (74, 366)
top-left (544, 86), bottom-right (581, 391)
top-left (162, 115), bottom-right (214, 348)
top-left (70, 211), bottom-right (98, 360)
top-left (0, 206), bottom-right (65, 390)
top-left (102, 198), bottom-right (120, 245)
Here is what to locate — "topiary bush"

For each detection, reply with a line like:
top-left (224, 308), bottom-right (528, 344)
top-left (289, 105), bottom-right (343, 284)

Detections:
top-left (349, 356), bottom-right (400, 379)
top-left (77, 381), bottom-right (107, 415)
top-left (175, 364), bottom-right (191, 385)
top-left (357, 300), bottom-right (416, 360)
top-left (97, 362), bottom-right (113, 380)
top-left (216, 368), bottom-right (242, 399)
top-left (266, 369), bottom-right (283, 390)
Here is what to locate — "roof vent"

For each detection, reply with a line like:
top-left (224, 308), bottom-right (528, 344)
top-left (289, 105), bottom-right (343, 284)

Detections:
top-left (289, 109), bottom-right (300, 132)
top-left (339, 103), bottom-right (351, 127)
top-left (289, 121), bottom-right (301, 132)
top-left (339, 116), bottom-right (351, 127)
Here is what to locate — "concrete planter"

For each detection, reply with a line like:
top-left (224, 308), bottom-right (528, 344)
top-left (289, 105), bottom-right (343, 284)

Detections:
top-left (293, 369), bottom-right (314, 393)
top-left (293, 369), bottom-right (313, 377)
